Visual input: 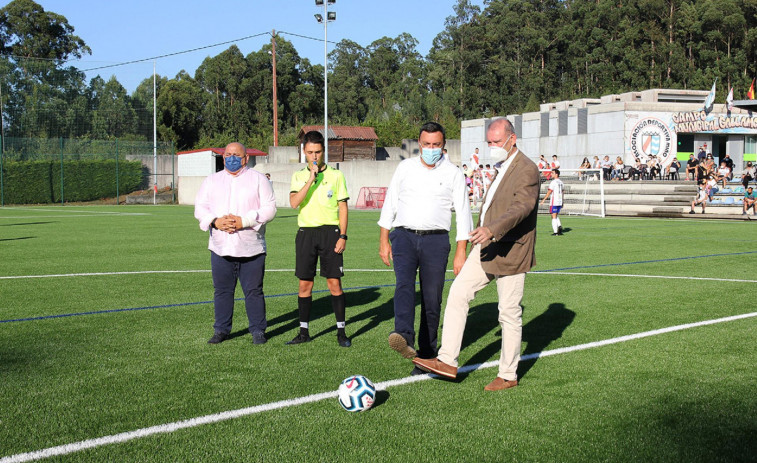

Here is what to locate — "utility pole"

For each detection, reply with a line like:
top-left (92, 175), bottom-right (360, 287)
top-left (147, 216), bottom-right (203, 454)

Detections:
top-left (272, 30), bottom-right (279, 147)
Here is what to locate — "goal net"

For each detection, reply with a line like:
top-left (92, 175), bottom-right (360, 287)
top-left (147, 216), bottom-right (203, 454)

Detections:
top-left (538, 169), bottom-right (605, 217)
top-left (355, 187), bottom-right (387, 209)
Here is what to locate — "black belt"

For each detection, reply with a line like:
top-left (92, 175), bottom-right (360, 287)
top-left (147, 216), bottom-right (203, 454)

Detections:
top-left (398, 226), bottom-right (447, 236)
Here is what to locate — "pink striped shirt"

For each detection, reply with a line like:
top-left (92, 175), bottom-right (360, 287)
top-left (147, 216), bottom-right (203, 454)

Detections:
top-left (194, 167), bottom-right (276, 257)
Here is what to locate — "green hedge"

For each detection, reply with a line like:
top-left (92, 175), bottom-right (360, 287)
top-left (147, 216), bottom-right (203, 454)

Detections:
top-left (1, 159), bottom-right (144, 204)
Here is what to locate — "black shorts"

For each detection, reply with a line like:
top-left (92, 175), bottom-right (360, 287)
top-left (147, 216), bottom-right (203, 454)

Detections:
top-left (295, 225), bottom-right (344, 280)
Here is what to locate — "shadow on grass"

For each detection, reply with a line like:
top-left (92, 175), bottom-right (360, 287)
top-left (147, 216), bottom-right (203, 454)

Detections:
top-left (518, 303), bottom-right (575, 379)
top-left (457, 302), bottom-right (575, 382)
top-left (0, 221), bottom-right (56, 227)
top-left (371, 390), bottom-right (390, 409)
top-left (620, 391), bottom-right (757, 461)
top-left (0, 236), bottom-right (35, 242)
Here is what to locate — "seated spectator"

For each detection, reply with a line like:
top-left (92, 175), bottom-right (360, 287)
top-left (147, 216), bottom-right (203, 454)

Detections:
top-left (702, 154), bottom-right (716, 177)
top-left (601, 155), bottom-right (613, 180)
top-left (578, 157), bottom-right (591, 180)
top-left (690, 183), bottom-right (707, 214)
top-left (744, 187), bottom-right (756, 216)
top-left (716, 162), bottom-right (730, 189)
top-left (706, 175), bottom-right (719, 201)
top-left (592, 156), bottom-right (601, 180)
top-left (629, 158), bottom-right (645, 180)
top-left (685, 154), bottom-right (698, 181)
top-left (667, 157), bottom-right (681, 180)
top-left (722, 154), bottom-right (734, 178)
top-left (648, 156), bottom-right (661, 180)
top-left (741, 162), bottom-right (755, 189)
top-left (611, 156), bottom-right (625, 180)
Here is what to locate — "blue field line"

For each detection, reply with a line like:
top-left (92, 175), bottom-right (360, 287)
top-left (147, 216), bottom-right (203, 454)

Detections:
top-left (531, 250), bottom-right (757, 273)
top-left (0, 282), bottom-right (400, 324)
top-left (3, 250), bottom-right (756, 324)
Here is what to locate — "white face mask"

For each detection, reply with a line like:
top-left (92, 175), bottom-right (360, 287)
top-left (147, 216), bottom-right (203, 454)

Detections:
top-left (489, 134), bottom-right (513, 161)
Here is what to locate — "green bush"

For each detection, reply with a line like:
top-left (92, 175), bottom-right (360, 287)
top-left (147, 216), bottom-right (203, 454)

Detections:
top-left (1, 159), bottom-right (144, 204)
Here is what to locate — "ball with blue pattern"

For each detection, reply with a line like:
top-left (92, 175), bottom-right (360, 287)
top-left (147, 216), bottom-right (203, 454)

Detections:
top-left (337, 375), bottom-right (376, 412)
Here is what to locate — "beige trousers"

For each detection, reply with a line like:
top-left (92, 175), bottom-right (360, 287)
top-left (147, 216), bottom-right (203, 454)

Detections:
top-left (438, 244), bottom-right (525, 381)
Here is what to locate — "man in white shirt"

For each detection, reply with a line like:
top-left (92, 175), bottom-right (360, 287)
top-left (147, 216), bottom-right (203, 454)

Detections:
top-left (540, 169), bottom-right (564, 235)
top-left (378, 122), bottom-right (473, 373)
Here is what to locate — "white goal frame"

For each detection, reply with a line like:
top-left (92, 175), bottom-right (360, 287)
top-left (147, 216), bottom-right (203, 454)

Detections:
top-left (538, 168), bottom-right (605, 217)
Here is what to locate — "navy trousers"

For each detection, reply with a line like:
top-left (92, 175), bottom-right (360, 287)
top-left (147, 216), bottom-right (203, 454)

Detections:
top-left (210, 251), bottom-right (267, 334)
top-left (390, 227), bottom-right (451, 359)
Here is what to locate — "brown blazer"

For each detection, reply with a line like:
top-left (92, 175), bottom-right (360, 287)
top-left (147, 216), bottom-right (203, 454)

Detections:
top-left (477, 149), bottom-right (540, 275)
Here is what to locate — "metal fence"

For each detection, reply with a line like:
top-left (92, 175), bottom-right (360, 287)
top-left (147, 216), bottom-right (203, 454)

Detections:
top-left (0, 137), bottom-right (175, 206)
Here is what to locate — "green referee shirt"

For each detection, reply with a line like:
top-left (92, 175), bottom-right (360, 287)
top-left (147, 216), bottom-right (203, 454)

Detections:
top-left (290, 165), bottom-right (349, 227)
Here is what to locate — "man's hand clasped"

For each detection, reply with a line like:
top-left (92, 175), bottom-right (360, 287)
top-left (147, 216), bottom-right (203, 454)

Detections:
top-left (215, 214), bottom-right (243, 234)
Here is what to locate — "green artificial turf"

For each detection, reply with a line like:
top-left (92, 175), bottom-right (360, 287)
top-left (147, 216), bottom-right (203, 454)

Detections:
top-left (0, 206), bottom-right (754, 462)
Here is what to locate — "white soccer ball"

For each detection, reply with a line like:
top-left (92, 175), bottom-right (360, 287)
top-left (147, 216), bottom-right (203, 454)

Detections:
top-left (337, 375), bottom-right (376, 412)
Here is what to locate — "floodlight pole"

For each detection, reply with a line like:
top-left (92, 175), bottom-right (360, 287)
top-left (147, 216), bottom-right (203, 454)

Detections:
top-left (316, 0), bottom-right (335, 164)
top-left (153, 61), bottom-right (157, 205)
top-left (272, 29), bottom-right (278, 147)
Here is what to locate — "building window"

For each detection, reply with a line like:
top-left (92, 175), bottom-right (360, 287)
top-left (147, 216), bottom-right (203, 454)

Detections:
top-left (745, 135), bottom-right (757, 162)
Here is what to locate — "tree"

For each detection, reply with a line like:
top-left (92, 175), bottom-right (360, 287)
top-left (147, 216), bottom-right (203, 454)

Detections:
top-left (0, 0), bottom-right (91, 138)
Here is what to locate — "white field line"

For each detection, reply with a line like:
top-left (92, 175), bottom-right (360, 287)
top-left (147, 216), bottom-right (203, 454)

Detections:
top-left (0, 269), bottom-right (395, 280)
top-left (2, 311), bottom-right (755, 463)
top-left (4, 208), bottom-right (149, 215)
top-left (0, 214), bottom-right (149, 219)
top-left (530, 271), bottom-right (757, 284)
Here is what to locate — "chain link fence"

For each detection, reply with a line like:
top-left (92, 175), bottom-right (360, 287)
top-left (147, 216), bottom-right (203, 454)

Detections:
top-left (0, 136), bottom-right (175, 206)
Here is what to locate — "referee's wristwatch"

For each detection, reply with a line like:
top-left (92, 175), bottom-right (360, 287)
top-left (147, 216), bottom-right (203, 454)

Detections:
top-left (211, 218), bottom-right (218, 229)
top-left (339, 234), bottom-right (348, 240)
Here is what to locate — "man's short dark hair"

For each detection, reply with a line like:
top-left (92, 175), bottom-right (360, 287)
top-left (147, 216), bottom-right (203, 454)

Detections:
top-left (419, 121), bottom-right (446, 145)
top-left (553, 168), bottom-right (560, 177)
top-left (302, 130), bottom-right (325, 150)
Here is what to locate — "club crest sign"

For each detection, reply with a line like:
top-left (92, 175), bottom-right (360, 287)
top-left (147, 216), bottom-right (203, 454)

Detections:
top-left (630, 117), bottom-right (672, 161)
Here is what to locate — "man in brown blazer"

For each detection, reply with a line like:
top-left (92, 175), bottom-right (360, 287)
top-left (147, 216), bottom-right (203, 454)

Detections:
top-left (413, 118), bottom-right (539, 391)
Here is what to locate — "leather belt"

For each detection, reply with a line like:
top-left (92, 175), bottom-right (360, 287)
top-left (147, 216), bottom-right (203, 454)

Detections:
top-left (398, 226), bottom-right (447, 236)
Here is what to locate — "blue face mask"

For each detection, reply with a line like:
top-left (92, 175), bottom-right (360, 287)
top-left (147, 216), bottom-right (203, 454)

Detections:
top-left (224, 155), bottom-right (243, 172)
top-left (421, 148), bottom-right (443, 165)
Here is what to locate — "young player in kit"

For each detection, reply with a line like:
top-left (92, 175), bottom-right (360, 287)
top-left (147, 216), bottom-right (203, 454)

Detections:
top-left (540, 168), bottom-right (564, 235)
top-left (690, 182), bottom-right (707, 214)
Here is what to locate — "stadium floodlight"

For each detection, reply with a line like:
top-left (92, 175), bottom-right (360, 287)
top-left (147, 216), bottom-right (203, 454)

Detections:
top-left (315, 0), bottom-right (335, 163)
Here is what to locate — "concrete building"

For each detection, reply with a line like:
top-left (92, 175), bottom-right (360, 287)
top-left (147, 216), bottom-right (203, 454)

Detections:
top-left (461, 88), bottom-right (757, 170)
top-left (176, 147), bottom-right (267, 205)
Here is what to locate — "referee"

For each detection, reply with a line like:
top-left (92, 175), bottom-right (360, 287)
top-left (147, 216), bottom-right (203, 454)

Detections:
top-left (288, 130), bottom-right (351, 347)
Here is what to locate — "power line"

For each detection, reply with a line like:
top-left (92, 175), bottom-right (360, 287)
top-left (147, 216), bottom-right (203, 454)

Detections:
top-left (278, 31), bottom-right (338, 45)
top-left (78, 32), bottom-right (272, 72)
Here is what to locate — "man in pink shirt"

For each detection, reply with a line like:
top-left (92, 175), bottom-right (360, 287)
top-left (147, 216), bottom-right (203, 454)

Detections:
top-left (195, 142), bottom-right (277, 345)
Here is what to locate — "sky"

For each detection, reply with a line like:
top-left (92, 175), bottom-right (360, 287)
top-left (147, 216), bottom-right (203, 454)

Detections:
top-left (31, 0), bottom-right (485, 94)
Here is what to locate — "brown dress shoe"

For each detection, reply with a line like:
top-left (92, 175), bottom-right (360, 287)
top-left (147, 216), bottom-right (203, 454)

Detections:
top-left (388, 332), bottom-right (417, 359)
top-left (484, 377), bottom-right (518, 391)
top-left (412, 357), bottom-right (457, 379)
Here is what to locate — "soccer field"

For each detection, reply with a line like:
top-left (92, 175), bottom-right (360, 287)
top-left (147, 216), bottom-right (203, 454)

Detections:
top-left (1, 206), bottom-right (755, 462)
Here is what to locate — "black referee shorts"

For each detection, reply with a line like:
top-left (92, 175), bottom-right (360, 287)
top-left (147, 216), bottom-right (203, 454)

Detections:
top-left (295, 225), bottom-right (344, 280)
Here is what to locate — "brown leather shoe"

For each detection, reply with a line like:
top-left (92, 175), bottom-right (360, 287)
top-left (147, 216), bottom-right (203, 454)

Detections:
top-left (388, 332), bottom-right (417, 359)
top-left (484, 377), bottom-right (518, 391)
top-left (412, 357), bottom-right (457, 379)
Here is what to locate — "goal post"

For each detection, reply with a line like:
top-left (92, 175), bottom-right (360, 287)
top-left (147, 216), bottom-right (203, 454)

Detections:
top-left (538, 169), bottom-right (605, 217)
top-left (355, 187), bottom-right (387, 209)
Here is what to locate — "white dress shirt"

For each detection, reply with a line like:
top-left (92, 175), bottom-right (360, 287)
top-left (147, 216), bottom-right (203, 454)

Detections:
top-left (480, 149), bottom-right (519, 225)
top-left (378, 157), bottom-right (473, 242)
